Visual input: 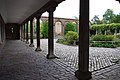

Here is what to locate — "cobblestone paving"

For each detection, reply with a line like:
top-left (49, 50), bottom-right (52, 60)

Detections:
top-left (33, 39), bottom-right (120, 72)
top-left (91, 63), bottom-right (120, 80)
top-left (0, 40), bottom-right (78, 80)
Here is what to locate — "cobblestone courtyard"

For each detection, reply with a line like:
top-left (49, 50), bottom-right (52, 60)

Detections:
top-left (33, 39), bottom-right (120, 72)
top-left (0, 40), bottom-right (120, 80)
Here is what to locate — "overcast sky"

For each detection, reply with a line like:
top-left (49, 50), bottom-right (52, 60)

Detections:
top-left (42, 0), bottom-right (120, 20)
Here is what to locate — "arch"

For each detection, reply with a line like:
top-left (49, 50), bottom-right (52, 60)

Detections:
top-left (55, 21), bottom-right (62, 36)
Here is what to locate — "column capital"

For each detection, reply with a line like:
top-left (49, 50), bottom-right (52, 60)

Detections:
top-left (26, 20), bottom-right (29, 23)
top-left (36, 13), bottom-right (42, 19)
top-left (29, 18), bottom-right (34, 22)
top-left (47, 7), bottom-right (56, 13)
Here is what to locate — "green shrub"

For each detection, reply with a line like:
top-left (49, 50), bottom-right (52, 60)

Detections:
top-left (115, 41), bottom-right (120, 47)
top-left (63, 41), bottom-right (70, 45)
top-left (65, 31), bottom-right (79, 44)
top-left (64, 22), bottom-right (76, 34)
top-left (91, 35), bottom-right (115, 41)
top-left (42, 21), bottom-right (48, 38)
top-left (40, 33), bottom-right (43, 38)
top-left (90, 42), bottom-right (117, 48)
top-left (56, 39), bottom-right (65, 44)
top-left (56, 31), bottom-right (79, 45)
top-left (56, 39), bottom-right (70, 45)
top-left (90, 35), bottom-right (120, 48)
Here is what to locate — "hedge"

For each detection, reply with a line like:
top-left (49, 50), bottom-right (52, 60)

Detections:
top-left (90, 23), bottom-right (120, 31)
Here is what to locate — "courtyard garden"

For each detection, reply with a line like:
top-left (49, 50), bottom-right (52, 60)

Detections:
top-left (57, 9), bottom-right (120, 48)
top-left (24, 9), bottom-right (120, 49)
top-left (28, 9), bottom-right (120, 72)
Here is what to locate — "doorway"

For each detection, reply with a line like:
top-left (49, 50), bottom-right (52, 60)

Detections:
top-left (5, 24), bottom-right (20, 40)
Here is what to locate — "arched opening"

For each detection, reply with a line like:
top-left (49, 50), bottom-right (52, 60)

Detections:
top-left (55, 21), bottom-right (62, 36)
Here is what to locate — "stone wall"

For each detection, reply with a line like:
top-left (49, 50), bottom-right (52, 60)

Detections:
top-left (41, 16), bottom-right (79, 37)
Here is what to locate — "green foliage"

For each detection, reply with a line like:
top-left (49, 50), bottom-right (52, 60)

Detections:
top-left (56, 31), bottom-right (79, 45)
top-left (56, 39), bottom-right (65, 44)
top-left (91, 35), bottom-right (115, 41)
top-left (113, 14), bottom-right (120, 23)
top-left (90, 34), bottom-right (120, 48)
top-left (90, 42), bottom-right (116, 48)
top-left (30, 20), bottom-right (44, 39)
top-left (40, 20), bottom-right (43, 38)
top-left (102, 9), bottom-right (116, 24)
top-left (40, 32), bottom-right (43, 38)
top-left (42, 21), bottom-right (48, 38)
top-left (64, 22), bottom-right (76, 34)
top-left (91, 15), bottom-right (103, 24)
top-left (90, 23), bottom-right (120, 31)
top-left (56, 38), bottom-right (70, 45)
top-left (91, 9), bottom-right (120, 24)
top-left (65, 31), bottom-right (79, 44)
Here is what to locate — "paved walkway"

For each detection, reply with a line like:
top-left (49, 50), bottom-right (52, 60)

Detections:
top-left (1, 40), bottom-right (120, 80)
top-left (33, 39), bottom-right (120, 72)
top-left (91, 64), bottom-right (120, 80)
top-left (0, 40), bottom-right (77, 80)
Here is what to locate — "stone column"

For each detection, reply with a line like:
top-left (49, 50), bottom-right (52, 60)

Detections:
top-left (1, 23), bottom-right (3, 43)
top-left (0, 23), bottom-right (1, 44)
top-left (96, 29), bottom-right (98, 35)
top-left (20, 25), bottom-right (22, 41)
top-left (105, 30), bottom-right (106, 35)
top-left (35, 16), bottom-right (42, 51)
top-left (47, 8), bottom-right (58, 59)
top-left (114, 29), bottom-right (117, 37)
top-left (29, 19), bottom-right (34, 47)
top-left (75, 0), bottom-right (92, 80)
top-left (23, 23), bottom-right (26, 42)
top-left (26, 21), bottom-right (29, 44)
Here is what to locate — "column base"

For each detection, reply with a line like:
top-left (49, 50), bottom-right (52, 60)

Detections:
top-left (29, 43), bottom-right (34, 47)
top-left (46, 54), bottom-right (58, 59)
top-left (21, 38), bottom-right (23, 41)
top-left (0, 41), bottom-right (2, 45)
top-left (26, 41), bottom-right (29, 44)
top-left (23, 40), bottom-right (26, 42)
top-left (35, 47), bottom-right (42, 52)
top-left (75, 70), bottom-right (92, 80)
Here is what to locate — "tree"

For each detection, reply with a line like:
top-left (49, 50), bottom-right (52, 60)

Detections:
top-left (42, 21), bottom-right (48, 38)
top-left (91, 15), bottom-right (103, 24)
top-left (102, 9), bottom-right (116, 24)
top-left (64, 22), bottom-right (76, 34)
top-left (113, 13), bottom-right (120, 23)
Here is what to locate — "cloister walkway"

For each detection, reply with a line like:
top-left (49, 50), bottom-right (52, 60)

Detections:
top-left (0, 40), bottom-right (120, 80)
top-left (0, 40), bottom-right (77, 80)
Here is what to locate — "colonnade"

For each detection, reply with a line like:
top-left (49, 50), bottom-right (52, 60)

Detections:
top-left (20, 0), bottom-right (92, 79)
